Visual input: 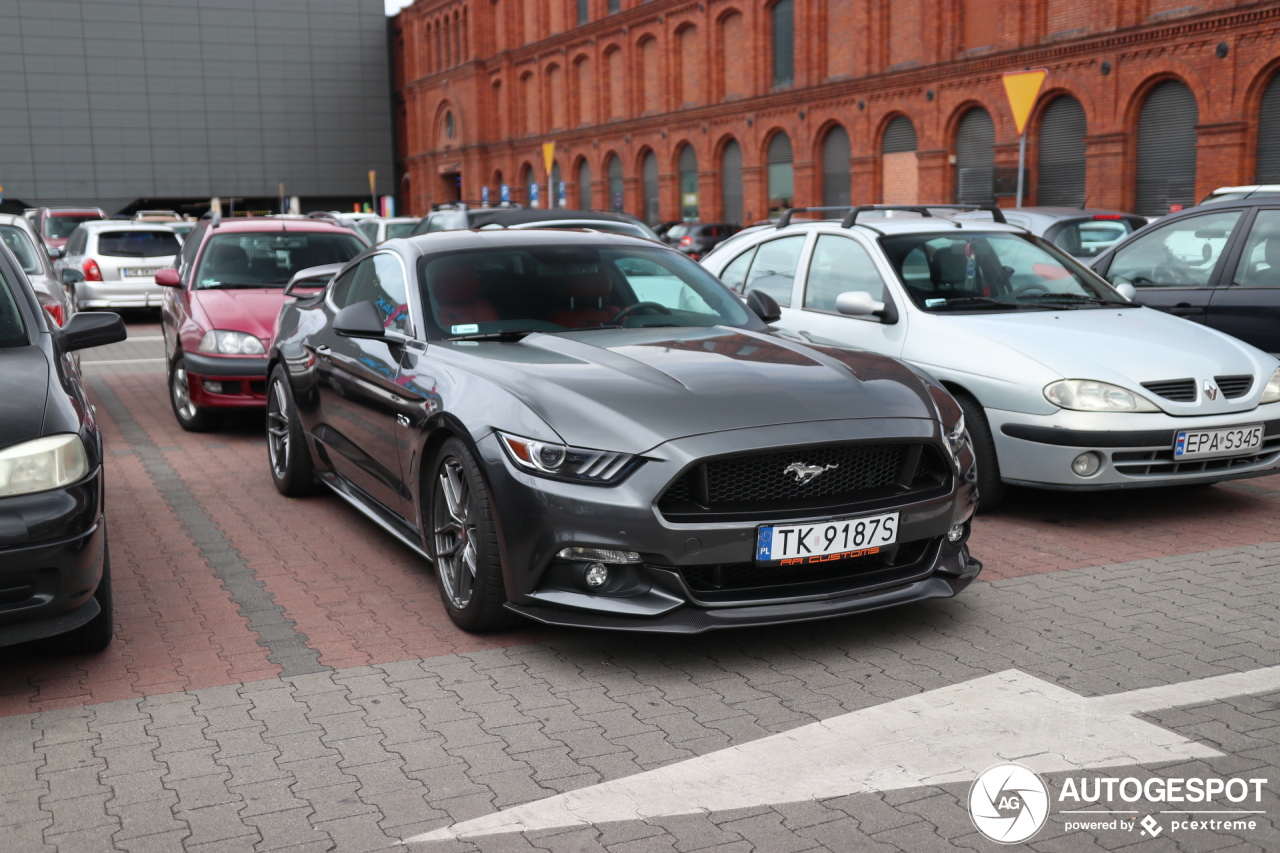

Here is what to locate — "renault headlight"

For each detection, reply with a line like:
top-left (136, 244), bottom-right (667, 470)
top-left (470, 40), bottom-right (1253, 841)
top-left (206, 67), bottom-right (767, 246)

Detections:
top-left (1044, 379), bottom-right (1160, 412)
top-left (498, 432), bottom-right (637, 484)
top-left (0, 434), bottom-right (90, 498)
top-left (198, 330), bottom-right (266, 355)
top-left (1261, 367), bottom-right (1280, 404)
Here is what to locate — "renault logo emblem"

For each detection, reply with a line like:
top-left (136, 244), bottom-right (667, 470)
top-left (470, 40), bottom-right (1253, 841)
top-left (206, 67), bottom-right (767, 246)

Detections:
top-left (1203, 379), bottom-right (1219, 401)
top-left (784, 462), bottom-right (839, 485)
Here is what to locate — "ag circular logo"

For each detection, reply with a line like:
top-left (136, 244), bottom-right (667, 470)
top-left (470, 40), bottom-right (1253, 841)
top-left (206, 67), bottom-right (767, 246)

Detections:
top-left (968, 763), bottom-right (1050, 844)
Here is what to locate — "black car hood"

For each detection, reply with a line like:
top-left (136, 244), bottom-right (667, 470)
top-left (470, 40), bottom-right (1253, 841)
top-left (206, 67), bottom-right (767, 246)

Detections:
top-left (0, 346), bottom-right (50, 450)
top-left (439, 326), bottom-right (936, 453)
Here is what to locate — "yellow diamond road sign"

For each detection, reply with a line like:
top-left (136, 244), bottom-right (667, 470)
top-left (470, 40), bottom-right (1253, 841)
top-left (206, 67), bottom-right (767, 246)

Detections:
top-left (1003, 69), bottom-right (1048, 135)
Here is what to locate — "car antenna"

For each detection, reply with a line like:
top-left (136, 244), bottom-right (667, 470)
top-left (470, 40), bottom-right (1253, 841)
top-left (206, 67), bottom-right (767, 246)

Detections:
top-left (1240, 171), bottom-right (1280, 202)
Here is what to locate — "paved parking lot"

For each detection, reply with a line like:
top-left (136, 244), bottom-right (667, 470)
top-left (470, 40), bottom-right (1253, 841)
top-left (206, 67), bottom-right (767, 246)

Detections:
top-left (3, 314), bottom-right (1280, 852)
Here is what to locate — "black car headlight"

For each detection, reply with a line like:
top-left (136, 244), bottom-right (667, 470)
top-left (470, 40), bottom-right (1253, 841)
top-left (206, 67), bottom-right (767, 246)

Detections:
top-left (498, 432), bottom-right (638, 484)
top-left (926, 386), bottom-right (970, 461)
top-left (0, 434), bottom-right (89, 498)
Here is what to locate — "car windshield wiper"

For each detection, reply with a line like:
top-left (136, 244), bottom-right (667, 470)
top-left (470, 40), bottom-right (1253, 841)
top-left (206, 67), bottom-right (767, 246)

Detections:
top-left (198, 281), bottom-right (272, 289)
top-left (1016, 292), bottom-right (1134, 307)
top-left (927, 297), bottom-right (1047, 311)
top-left (448, 328), bottom-right (547, 341)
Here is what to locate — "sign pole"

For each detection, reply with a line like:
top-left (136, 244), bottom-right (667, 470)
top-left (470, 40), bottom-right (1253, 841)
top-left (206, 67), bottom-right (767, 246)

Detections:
top-left (1016, 132), bottom-right (1027, 208)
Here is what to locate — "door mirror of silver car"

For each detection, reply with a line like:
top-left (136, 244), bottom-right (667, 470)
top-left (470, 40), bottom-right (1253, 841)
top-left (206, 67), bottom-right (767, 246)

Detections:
top-left (835, 291), bottom-right (885, 317)
top-left (61, 267), bottom-right (84, 286)
top-left (60, 311), bottom-right (127, 352)
top-left (745, 289), bottom-right (781, 323)
top-left (155, 268), bottom-right (181, 287)
top-left (1113, 282), bottom-right (1137, 301)
top-left (333, 300), bottom-right (386, 339)
top-left (46, 245), bottom-right (63, 259)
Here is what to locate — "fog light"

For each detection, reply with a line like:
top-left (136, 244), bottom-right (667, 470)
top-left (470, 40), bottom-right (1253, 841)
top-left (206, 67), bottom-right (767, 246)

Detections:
top-left (947, 524), bottom-right (966, 543)
top-left (203, 380), bottom-right (224, 394)
top-left (1071, 451), bottom-right (1102, 477)
top-left (584, 562), bottom-right (609, 589)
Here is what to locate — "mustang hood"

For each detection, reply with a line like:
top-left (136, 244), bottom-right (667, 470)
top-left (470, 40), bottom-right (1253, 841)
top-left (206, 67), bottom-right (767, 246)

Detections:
top-left (190, 289), bottom-right (286, 344)
top-left (442, 326), bottom-right (937, 452)
top-left (0, 347), bottom-right (50, 449)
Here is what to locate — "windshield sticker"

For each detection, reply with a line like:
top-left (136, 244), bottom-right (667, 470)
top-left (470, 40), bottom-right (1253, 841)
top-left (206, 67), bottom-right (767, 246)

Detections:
top-left (925, 298), bottom-right (946, 308)
top-left (451, 324), bottom-right (479, 334)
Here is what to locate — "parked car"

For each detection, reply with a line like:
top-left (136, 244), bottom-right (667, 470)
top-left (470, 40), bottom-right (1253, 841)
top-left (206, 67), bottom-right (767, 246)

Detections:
top-left (954, 208), bottom-right (1147, 260)
top-left (56, 221), bottom-right (182, 310)
top-left (411, 206), bottom-right (660, 241)
top-left (157, 214), bottom-right (366, 431)
top-left (1089, 196), bottom-right (1280, 356)
top-left (652, 221), bottom-right (681, 239)
top-left (356, 216), bottom-right (421, 244)
top-left (0, 213), bottom-right (74, 328)
top-left (31, 207), bottom-right (106, 254)
top-left (1201, 185), bottom-right (1280, 204)
top-left (702, 205), bottom-right (1280, 508)
top-left (665, 222), bottom-right (741, 260)
top-left (0, 235), bottom-right (127, 652)
top-left (267, 228), bottom-right (981, 633)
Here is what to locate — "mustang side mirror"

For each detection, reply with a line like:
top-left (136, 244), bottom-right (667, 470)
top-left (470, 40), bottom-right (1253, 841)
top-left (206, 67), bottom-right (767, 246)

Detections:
top-left (155, 268), bottom-right (181, 287)
top-left (1113, 282), bottom-right (1137, 301)
top-left (61, 267), bottom-right (85, 286)
top-left (60, 311), bottom-right (127, 352)
top-left (746, 289), bottom-right (781, 323)
top-left (333, 300), bottom-right (386, 339)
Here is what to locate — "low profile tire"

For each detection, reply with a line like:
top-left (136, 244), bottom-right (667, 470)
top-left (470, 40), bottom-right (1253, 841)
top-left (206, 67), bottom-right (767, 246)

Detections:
top-left (954, 391), bottom-right (1007, 512)
top-left (428, 438), bottom-right (515, 632)
top-left (55, 531), bottom-right (114, 654)
top-left (168, 354), bottom-right (218, 432)
top-left (267, 366), bottom-right (320, 497)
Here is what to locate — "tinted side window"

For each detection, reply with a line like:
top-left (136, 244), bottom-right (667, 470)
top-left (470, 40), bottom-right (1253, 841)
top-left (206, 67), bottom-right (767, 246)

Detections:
top-left (178, 223), bottom-right (207, 279)
top-left (65, 228), bottom-right (87, 256)
top-left (743, 235), bottom-right (806, 307)
top-left (719, 247), bottom-right (756, 291)
top-left (341, 255), bottom-right (411, 334)
top-left (1107, 210), bottom-right (1243, 287)
top-left (1231, 209), bottom-right (1280, 287)
top-left (0, 266), bottom-right (26, 347)
top-left (329, 266), bottom-right (361, 309)
top-left (803, 235), bottom-right (885, 311)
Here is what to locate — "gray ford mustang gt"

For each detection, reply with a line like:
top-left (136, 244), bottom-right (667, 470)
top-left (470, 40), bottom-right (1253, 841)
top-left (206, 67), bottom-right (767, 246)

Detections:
top-left (266, 229), bottom-right (981, 633)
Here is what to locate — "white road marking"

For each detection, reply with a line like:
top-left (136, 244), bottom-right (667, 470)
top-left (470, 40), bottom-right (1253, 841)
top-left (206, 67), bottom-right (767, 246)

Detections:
top-left (120, 335), bottom-right (164, 341)
top-left (405, 666), bottom-right (1280, 844)
top-left (81, 357), bottom-right (167, 365)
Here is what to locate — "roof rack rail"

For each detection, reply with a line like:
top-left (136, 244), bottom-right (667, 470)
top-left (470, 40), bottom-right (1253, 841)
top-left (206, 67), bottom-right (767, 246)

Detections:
top-left (199, 208), bottom-right (221, 228)
top-left (775, 207), bottom-right (855, 229)
top-left (840, 204), bottom-right (1007, 228)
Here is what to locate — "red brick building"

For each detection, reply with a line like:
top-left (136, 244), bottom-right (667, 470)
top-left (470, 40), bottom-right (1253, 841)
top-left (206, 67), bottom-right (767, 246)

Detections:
top-left (392, 0), bottom-right (1280, 222)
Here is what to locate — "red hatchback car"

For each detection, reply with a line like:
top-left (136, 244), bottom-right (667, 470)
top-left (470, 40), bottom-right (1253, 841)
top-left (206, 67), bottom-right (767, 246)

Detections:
top-left (158, 215), bottom-right (366, 430)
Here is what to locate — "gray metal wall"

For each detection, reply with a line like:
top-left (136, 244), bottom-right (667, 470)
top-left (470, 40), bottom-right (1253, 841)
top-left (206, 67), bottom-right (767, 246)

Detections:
top-left (0, 0), bottom-right (393, 211)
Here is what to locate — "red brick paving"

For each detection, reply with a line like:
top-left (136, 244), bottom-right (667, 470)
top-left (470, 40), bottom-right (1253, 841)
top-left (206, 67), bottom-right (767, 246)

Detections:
top-left (5, 360), bottom-right (1280, 717)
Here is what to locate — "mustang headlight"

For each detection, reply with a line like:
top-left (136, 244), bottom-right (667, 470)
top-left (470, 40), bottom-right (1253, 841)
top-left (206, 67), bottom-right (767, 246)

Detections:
top-left (1262, 367), bottom-right (1280, 404)
top-left (926, 385), bottom-right (969, 460)
top-left (0, 434), bottom-right (90, 498)
top-left (198, 330), bottom-right (266, 355)
top-left (498, 432), bottom-right (637, 484)
top-left (1044, 379), bottom-right (1160, 413)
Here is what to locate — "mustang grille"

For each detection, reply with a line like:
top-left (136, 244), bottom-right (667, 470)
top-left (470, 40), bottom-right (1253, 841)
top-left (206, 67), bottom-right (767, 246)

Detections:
top-left (658, 443), bottom-right (951, 521)
top-left (1141, 378), bottom-right (1196, 402)
top-left (1215, 375), bottom-right (1252, 399)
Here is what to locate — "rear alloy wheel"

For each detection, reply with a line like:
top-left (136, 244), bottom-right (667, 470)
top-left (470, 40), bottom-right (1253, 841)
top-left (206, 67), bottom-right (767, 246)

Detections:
top-left (168, 354), bottom-right (218, 432)
top-left (954, 391), bottom-right (1007, 512)
top-left (55, 531), bottom-right (113, 654)
top-left (429, 438), bottom-right (514, 632)
top-left (267, 366), bottom-right (319, 497)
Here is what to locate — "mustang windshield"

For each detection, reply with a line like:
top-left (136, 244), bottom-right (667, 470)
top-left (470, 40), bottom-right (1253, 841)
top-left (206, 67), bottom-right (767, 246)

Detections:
top-left (879, 232), bottom-right (1130, 312)
top-left (421, 245), bottom-right (754, 338)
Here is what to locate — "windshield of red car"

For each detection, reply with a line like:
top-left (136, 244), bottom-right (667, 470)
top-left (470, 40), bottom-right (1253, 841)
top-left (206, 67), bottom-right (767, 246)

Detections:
top-left (195, 232), bottom-right (365, 289)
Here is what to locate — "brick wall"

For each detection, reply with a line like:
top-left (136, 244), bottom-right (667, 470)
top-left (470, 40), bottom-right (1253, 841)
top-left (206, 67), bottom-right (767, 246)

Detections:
top-left (394, 0), bottom-right (1280, 221)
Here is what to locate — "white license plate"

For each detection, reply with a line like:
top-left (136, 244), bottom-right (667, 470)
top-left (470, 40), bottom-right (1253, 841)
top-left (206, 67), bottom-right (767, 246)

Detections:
top-left (756, 512), bottom-right (898, 565)
top-left (1174, 424), bottom-right (1264, 459)
top-left (121, 267), bottom-right (161, 277)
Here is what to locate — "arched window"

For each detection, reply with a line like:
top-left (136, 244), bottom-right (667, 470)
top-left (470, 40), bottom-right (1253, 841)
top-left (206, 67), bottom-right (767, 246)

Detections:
top-left (767, 132), bottom-right (794, 214)
top-left (1037, 96), bottom-right (1086, 207)
top-left (719, 13), bottom-right (746, 100)
top-left (577, 0), bottom-right (589, 26)
top-left (1135, 80), bottom-right (1198, 216)
top-left (640, 37), bottom-right (661, 113)
top-left (520, 72), bottom-right (537, 136)
top-left (771, 0), bottom-right (794, 88)
top-left (606, 154), bottom-right (624, 211)
top-left (678, 145), bottom-right (699, 220)
top-left (881, 116), bottom-right (919, 204)
top-left (547, 64), bottom-right (565, 131)
top-left (491, 80), bottom-right (506, 140)
top-left (677, 26), bottom-right (700, 107)
top-left (550, 161), bottom-right (563, 208)
top-left (721, 139), bottom-right (744, 224)
top-left (821, 125), bottom-right (851, 207)
top-left (954, 107), bottom-right (995, 204)
top-left (1259, 73), bottom-right (1280, 184)
top-left (578, 160), bottom-right (592, 209)
top-left (573, 55), bottom-right (594, 126)
top-left (605, 47), bottom-right (626, 120)
top-left (519, 162), bottom-right (534, 205)
top-left (641, 150), bottom-right (660, 224)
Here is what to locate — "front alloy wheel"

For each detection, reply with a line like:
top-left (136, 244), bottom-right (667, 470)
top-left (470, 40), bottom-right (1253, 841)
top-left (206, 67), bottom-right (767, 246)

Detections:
top-left (429, 438), bottom-right (513, 632)
top-left (266, 366), bottom-right (319, 497)
top-left (169, 355), bottom-right (217, 432)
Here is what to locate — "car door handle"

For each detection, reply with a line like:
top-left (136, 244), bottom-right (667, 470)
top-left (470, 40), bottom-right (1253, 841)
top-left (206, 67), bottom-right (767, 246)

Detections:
top-left (314, 344), bottom-right (331, 359)
top-left (1168, 304), bottom-right (1204, 316)
top-left (396, 414), bottom-right (411, 427)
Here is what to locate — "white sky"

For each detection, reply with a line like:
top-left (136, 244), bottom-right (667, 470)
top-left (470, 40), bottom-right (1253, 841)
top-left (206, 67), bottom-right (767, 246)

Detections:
top-left (385, 0), bottom-right (413, 14)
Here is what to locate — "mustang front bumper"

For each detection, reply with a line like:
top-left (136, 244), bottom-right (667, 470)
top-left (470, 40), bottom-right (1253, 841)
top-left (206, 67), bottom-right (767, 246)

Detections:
top-left (477, 418), bottom-right (980, 633)
top-left (987, 403), bottom-right (1280, 489)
